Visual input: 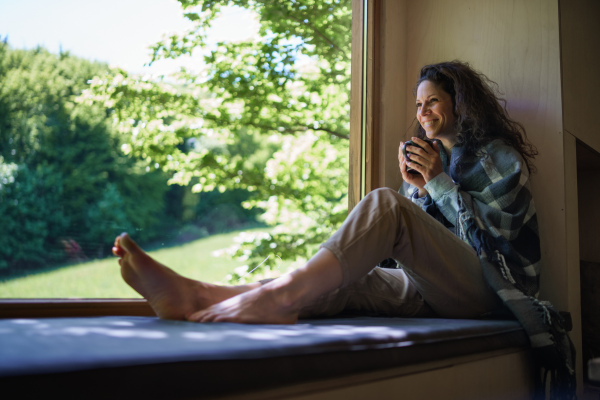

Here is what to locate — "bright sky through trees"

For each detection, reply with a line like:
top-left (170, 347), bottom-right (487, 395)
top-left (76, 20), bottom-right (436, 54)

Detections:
top-left (0, 0), bottom-right (259, 75)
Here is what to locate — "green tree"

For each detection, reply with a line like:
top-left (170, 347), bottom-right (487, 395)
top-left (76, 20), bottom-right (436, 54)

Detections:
top-left (0, 45), bottom-right (173, 271)
top-left (0, 162), bottom-right (67, 269)
top-left (84, 0), bottom-right (352, 281)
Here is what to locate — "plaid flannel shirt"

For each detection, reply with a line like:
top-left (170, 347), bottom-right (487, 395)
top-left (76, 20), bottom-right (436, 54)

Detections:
top-left (410, 139), bottom-right (540, 297)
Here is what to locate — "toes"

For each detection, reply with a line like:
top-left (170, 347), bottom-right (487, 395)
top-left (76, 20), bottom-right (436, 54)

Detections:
top-left (187, 310), bottom-right (213, 323)
top-left (187, 311), bottom-right (203, 322)
top-left (113, 235), bottom-right (125, 257)
top-left (118, 233), bottom-right (142, 254)
top-left (112, 246), bottom-right (125, 257)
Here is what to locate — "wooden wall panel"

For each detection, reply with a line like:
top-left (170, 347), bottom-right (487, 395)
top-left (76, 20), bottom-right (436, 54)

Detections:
top-left (577, 142), bottom-right (600, 263)
top-left (564, 132), bottom-right (583, 390)
top-left (376, 0), bottom-right (407, 191)
top-left (386, 0), bottom-right (566, 308)
top-left (560, 0), bottom-right (600, 154)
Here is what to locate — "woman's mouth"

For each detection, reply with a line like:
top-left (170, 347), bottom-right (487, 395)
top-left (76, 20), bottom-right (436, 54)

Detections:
top-left (422, 120), bottom-right (437, 128)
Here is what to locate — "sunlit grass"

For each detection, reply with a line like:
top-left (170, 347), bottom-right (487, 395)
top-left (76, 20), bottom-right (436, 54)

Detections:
top-left (0, 229), bottom-right (273, 298)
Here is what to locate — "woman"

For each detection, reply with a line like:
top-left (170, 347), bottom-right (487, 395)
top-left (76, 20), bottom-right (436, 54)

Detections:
top-left (114, 62), bottom-right (575, 388)
top-left (113, 61), bottom-right (539, 324)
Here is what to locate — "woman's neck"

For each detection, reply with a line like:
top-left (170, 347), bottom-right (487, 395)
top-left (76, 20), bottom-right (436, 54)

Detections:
top-left (440, 138), bottom-right (457, 155)
top-left (441, 140), bottom-right (456, 157)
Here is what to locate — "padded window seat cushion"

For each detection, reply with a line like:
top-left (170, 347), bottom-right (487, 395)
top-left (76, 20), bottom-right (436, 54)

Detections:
top-left (0, 316), bottom-right (527, 398)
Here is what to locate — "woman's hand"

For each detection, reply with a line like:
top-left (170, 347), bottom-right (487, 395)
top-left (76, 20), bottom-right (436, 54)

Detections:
top-left (398, 138), bottom-right (444, 197)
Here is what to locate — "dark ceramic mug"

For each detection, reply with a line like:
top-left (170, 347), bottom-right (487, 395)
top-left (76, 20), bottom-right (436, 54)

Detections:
top-left (402, 138), bottom-right (434, 174)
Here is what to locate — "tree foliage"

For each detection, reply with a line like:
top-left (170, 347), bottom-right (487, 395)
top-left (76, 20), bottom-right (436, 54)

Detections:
top-left (84, 0), bottom-right (352, 281)
top-left (0, 44), bottom-right (172, 270)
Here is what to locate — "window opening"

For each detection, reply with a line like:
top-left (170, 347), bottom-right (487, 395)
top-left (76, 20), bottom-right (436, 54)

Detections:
top-left (0, 1), bottom-right (353, 299)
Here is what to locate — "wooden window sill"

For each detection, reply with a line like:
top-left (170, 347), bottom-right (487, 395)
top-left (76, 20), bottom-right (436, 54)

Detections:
top-left (0, 299), bottom-right (154, 319)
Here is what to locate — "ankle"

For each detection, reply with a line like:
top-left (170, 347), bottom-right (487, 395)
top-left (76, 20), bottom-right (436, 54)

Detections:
top-left (261, 275), bottom-right (308, 313)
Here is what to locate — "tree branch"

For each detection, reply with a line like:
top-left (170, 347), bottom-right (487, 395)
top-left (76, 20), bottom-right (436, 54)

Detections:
top-left (252, 122), bottom-right (349, 140)
top-left (197, 112), bottom-right (349, 139)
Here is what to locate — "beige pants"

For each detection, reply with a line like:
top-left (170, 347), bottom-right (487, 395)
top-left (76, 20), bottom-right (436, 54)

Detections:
top-left (304, 188), bottom-right (504, 319)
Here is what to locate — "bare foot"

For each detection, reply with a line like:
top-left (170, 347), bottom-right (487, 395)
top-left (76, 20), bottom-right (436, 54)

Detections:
top-left (186, 248), bottom-right (343, 324)
top-left (112, 233), bottom-right (250, 320)
top-left (186, 277), bottom-right (300, 324)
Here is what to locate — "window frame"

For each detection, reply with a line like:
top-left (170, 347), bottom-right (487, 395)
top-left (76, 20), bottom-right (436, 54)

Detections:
top-left (349, 0), bottom-right (379, 210)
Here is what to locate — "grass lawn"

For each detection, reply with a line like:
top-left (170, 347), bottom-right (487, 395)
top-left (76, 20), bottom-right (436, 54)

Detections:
top-left (0, 229), bottom-right (273, 298)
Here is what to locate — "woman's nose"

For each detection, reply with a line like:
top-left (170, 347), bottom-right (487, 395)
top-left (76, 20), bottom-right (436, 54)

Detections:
top-left (419, 105), bottom-right (430, 116)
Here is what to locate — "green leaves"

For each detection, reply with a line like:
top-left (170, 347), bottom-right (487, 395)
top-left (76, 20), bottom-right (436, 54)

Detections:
top-left (0, 163), bottom-right (67, 268)
top-left (184, 12), bottom-right (201, 21)
top-left (82, 0), bottom-right (352, 280)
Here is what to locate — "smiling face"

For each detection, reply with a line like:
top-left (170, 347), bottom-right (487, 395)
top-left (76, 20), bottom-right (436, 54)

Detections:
top-left (416, 80), bottom-right (458, 148)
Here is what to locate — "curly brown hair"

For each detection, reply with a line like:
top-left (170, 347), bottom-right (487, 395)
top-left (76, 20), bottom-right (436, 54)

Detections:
top-left (414, 60), bottom-right (538, 172)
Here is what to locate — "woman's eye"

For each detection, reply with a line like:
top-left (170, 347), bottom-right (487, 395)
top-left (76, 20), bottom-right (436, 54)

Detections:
top-left (416, 103), bottom-right (422, 108)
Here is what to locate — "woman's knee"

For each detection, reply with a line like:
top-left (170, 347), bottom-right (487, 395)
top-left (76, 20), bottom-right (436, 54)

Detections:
top-left (369, 187), bottom-right (397, 197)
top-left (362, 187), bottom-right (410, 210)
top-left (364, 187), bottom-right (396, 202)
